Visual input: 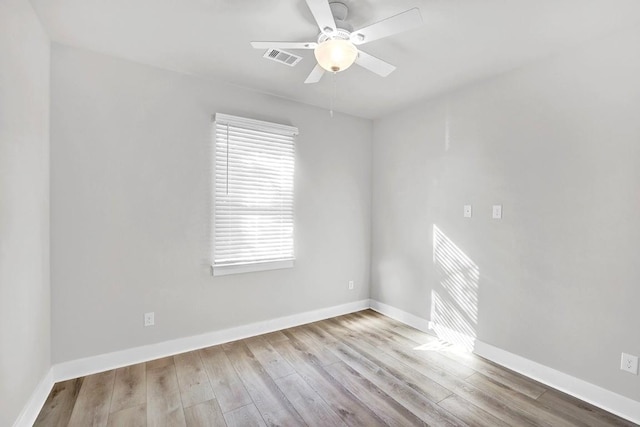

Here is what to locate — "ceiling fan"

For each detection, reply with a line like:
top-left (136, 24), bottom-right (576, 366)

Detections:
top-left (251, 0), bottom-right (423, 84)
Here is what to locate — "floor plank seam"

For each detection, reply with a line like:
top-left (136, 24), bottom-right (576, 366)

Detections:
top-left (104, 369), bottom-right (117, 425)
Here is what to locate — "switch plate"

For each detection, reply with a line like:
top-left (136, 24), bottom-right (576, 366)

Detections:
top-left (464, 205), bottom-right (472, 218)
top-left (492, 205), bottom-right (503, 219)
top-left (144, 312), bottom-right (155, 327)
top-left (348, 280), bottom-right (354, 290)
top-left (621, 353), bottom-right (639, 375)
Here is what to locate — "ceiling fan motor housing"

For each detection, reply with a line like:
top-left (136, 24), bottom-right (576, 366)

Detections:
top-left (317, 28), bottom-right (351, 44)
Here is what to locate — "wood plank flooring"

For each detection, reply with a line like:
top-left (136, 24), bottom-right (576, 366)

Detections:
top-left (34, 310), bottom-right (636, 426)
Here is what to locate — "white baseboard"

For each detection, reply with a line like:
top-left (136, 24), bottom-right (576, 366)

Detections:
top-left (12, 368), bottom-right (54, 427)
top-left (369, 300), bottom-right (431, 332)
top-left (474, 341), bottom-right (640, 424)
top-left (370, 299), bottom-right (640, 425)
top-left (53, 299), bottom-right (369, 382)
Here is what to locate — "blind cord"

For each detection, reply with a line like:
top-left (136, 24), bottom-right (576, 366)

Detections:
top-left (226, 124), bottom-right (229, 195)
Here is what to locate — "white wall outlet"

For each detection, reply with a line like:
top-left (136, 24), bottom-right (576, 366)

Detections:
top-left (621, 352), bottom-right (639, 374)
top-left (464, 205), bottom-right (472, 218)
top-left (348, 280), bottom-right (354, 290)
top-left (144, 312), bottom-right (155, 327)
top-left (492, 205), bottom-right (503, 219)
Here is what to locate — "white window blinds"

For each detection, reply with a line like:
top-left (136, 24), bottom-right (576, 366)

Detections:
top-left (213, 113), bottom-right (297, 274)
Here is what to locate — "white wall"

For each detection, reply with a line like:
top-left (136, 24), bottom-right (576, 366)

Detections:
top-left (50, 45), bottom-right (372, 363)
top-left (371, 25), bottom-right (640, 402)
top-left (0, 1), bottom-right (51, 425)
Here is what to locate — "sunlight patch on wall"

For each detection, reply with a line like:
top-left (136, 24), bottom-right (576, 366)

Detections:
top-left (430, 224), bottom-right (479, 351)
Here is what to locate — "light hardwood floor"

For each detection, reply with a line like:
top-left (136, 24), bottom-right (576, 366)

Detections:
top-left (34, 310), bottom-right (636, 426)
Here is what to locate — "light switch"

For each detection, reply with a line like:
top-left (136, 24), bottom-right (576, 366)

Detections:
top-left (492, 205), bottom-right (502, 219)
top-left (464, 205), bottom-right (472, 218)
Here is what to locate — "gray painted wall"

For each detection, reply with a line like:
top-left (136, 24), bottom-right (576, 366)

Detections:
top-left (0, 1), bottom-right (51, 425)
top-left (371, 25), bottom-right (640, 401)
top-left (50, 45), bottom-right (372, 363)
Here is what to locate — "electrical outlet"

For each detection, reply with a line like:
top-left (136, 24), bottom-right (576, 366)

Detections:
top-left (144, 312), bottom-right (155, 327)
top-left (621, 352), bottom-right (639, 375)
top-left (348, 280), bottom-right (354, 290)
top-left (464, 205), bottom-right (472, 218)
top-left (492, 205), bottom-right (503, 219)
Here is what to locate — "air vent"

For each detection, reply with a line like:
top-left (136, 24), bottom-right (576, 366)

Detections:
top-left (263, 49), bottom-right (303, 67)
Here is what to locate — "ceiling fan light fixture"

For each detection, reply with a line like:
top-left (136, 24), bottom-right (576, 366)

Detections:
top-left (314, 39), bottom-right (358, 73)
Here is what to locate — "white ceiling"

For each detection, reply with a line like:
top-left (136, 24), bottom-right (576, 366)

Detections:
top-left (30, 0), bottom-right (640, 119)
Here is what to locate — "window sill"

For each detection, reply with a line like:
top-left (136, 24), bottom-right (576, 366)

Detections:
top-left (213, 259), bottom-right (294, 277)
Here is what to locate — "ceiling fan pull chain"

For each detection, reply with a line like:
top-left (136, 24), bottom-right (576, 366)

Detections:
top-left (329, 71), bottom-right (337, 117)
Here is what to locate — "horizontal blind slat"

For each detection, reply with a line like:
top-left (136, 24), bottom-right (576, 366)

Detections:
top-left (216, 135), bottom-right (295, 150)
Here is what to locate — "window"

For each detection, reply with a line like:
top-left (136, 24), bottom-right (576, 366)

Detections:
top-left (212, 113), bottom-right (297, 276)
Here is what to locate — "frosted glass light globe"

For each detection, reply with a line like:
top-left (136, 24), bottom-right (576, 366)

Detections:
top-left (314, 39), bottom-right (358, 73)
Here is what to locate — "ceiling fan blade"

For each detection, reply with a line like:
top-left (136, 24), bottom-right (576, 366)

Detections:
top-left (251, 41), bottom-right (317, 50)
top-left (350, 8), bottom-right (423, 45)
top-left (304, 64), bottom-right (325, 84)
top-left (355, 50), bottom-right (396, 77)
top-left (305, 0), bottom-right (337, 35)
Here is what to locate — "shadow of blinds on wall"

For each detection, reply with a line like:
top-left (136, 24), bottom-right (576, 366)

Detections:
top-left (213, 113), bottom-right (297, 276)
